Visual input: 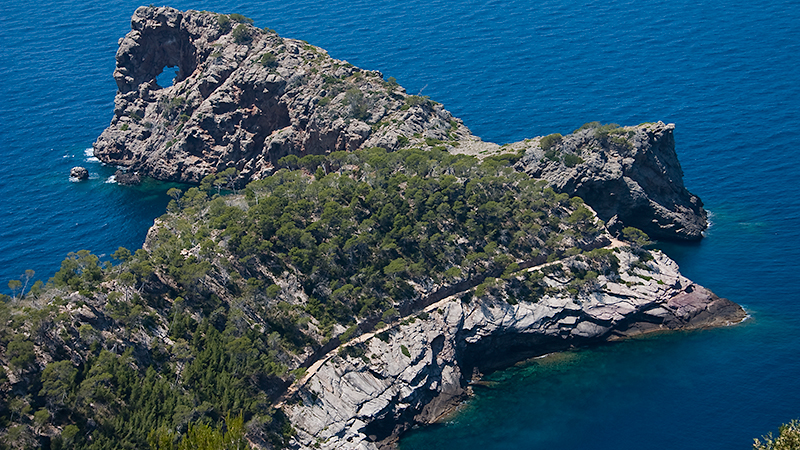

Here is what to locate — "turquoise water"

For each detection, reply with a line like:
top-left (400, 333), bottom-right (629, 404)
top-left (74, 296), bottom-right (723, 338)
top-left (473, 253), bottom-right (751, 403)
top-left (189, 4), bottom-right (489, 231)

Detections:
top-left (1, 0), bottom-right (798, 448)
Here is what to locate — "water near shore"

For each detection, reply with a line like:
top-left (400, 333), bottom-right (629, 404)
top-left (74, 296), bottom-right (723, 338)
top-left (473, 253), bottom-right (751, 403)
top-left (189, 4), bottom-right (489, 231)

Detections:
top-left (1, 0), bottom-right (798, 448)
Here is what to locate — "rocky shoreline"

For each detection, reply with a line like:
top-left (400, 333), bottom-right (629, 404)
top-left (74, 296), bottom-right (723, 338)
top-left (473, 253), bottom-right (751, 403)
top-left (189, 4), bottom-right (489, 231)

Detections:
top-left (282, 249), bottom-right (744, 450)
top-left (86, 7), bottom-right (744, 449)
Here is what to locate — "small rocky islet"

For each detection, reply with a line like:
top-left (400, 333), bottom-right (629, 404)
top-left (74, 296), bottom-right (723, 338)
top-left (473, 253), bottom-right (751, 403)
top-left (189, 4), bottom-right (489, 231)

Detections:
top-left (2, 6), bottom-right (743, 450)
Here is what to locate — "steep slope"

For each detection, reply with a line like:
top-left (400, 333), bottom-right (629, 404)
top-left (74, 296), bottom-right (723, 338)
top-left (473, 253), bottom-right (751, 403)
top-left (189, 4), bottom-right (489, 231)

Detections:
top-left (513, 122), bottom-right (708, 241)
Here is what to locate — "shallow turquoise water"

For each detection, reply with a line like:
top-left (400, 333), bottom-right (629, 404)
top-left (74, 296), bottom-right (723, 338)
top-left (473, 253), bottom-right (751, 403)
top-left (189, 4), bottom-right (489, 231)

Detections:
top-left (1, 0), bottom-right (798, 448)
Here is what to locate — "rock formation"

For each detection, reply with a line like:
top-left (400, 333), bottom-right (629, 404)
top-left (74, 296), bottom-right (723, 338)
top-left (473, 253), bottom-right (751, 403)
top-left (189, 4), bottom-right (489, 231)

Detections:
top-left (86, 9), bottom-right (737, 447)
top-left (514, 122), bottom-right (708, 241)
top-left (284, 248), bottom-right (743, 449)
top-left (93, 7), bottom-right (466, 186)
top-left (94, 6), bottom-right (707, 242)
top-left (70, 166), bottom-right (89, 180)
top-left (113, 169), bottom-right (142, 185)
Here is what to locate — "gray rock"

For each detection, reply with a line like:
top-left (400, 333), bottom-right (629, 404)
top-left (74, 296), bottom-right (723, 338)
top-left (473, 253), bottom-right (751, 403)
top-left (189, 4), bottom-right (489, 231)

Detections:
top-left (94, 7), bottom-right (458, 187)
top-left (114, 169), bottom-right (141, 185)
top-left (70, 166), bottom-right (89, 180)
top-left (285, 248), bottom-right (745, 449)
top-left (515, 122), bottom-right (707, 241)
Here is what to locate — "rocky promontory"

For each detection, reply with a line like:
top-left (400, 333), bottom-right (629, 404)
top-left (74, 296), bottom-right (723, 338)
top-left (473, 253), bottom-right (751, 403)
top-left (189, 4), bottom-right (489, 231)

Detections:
top-left (0, 7), bottom-right (746, 450)
top-left (283, 248), bottom-right (743, 450)
top-left (513, 122), bottom-right (708, 241)
top-left (94, 6), bottom-right (707, 242)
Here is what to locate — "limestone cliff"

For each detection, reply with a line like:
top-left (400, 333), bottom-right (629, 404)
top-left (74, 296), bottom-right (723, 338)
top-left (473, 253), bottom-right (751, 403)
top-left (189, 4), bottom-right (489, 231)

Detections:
top-left (284, 249), bottom-right (743, 449)
top-left (514, 122), bottom-right (708, 241)
top-left (94, 6), bottom-right (707, 242)
top-left (93, 6), bottom-right (467, 184)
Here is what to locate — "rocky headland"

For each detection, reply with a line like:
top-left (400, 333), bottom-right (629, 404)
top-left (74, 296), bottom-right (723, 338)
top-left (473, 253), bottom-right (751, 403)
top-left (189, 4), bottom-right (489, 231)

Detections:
top-left (94, 6), bottom-right (707, 242)
top-left (282, 248), bottom-right (742, 450)
top-left (0, 6), bottom-right (743, 450)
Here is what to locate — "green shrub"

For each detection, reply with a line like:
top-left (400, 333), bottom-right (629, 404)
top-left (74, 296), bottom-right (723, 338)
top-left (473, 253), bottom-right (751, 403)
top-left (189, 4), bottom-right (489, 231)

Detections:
top-left (232, 24), bottom-right (251, 44)
top-left (397, 135), bottom-right (409, 147)
top-left (424, 137), bottom-right (443, 147)
top-left (753, 419), bottom-right (800, 450)
top-left (258, 52), bottom-right (278, 68)
top-left (344, 87), bottom-right (370, 120)
top-left (229, 13), bottom-right (254, 24)
top-left (120, 123), bottom-right (129, 131)
top-left (563, 153), bottom-right (584, 167)
top-left (574, 121), bottom-right (601, 133)
top-left (400, 345), bottom-right (410, 358)
top-left (539, 133), bottom-right (562, 151)
top-left (401, 95), bottom-right (430, 110)
top-left (593, 123), bottom-right (621, 139)
top-left (216, 14), bottom-right (231, 30)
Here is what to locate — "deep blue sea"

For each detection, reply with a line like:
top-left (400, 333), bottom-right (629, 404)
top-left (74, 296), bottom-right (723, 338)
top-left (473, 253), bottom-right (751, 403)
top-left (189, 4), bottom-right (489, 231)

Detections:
top-left (1, 0), bottom-right (798, 448)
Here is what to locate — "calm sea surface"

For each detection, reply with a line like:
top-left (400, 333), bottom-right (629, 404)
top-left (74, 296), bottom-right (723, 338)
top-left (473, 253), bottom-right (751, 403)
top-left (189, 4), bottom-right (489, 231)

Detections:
top-left (1, 0), bottom-right (798, 448)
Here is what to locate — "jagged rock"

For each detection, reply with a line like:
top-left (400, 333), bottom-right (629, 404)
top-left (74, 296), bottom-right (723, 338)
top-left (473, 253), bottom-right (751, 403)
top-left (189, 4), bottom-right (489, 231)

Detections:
top-left (95, 7), bottom-right (707, 242)
top-left (70, 166), bottom-right (89, 180)
top-left (284, 249), bottom-right (744, 449)
top-left (93, 6), bottom-right (464, 187)
top-left (114, 169), bottom-right (141, 185)
top-left (515, 122), bottom-right (707, 241)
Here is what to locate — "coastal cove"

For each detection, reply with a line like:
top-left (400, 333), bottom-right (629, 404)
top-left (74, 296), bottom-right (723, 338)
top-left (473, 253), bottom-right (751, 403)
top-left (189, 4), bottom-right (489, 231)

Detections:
top-left (1, 0), bottom-right (799, 449)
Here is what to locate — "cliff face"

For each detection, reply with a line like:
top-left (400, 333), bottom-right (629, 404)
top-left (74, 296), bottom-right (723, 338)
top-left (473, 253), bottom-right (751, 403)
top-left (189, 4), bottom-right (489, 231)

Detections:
top-left (94, 7), bottom-right (466, 185)
top-left (284, 249), bottom-right (743, 449)
top-left (515, 122), bottom-right (708, 241)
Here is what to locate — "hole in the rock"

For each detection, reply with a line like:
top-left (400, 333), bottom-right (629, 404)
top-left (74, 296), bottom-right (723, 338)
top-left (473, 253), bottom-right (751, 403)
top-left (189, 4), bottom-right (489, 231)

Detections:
top-left (155, 66), bottom-right (180, 88)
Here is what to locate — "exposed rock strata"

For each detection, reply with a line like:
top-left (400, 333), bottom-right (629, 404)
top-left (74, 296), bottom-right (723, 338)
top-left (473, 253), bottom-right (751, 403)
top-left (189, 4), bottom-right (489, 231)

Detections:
top-left (94, 6), bottom-right (707, 242)
top-left (285, 249), bottom-right (744, 449)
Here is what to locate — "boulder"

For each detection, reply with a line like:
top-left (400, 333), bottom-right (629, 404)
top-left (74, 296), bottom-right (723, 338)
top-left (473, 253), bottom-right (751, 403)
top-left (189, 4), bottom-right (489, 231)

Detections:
top-left (70, 166), bottom-right (89, 180)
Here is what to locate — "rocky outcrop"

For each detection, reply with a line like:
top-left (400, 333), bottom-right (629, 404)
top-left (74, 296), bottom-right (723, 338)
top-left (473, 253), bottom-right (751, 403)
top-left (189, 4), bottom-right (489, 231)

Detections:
top-left (284, 249), bottom-right (744, 449)
top-left (95, 7), bottom-right (707, 242)
top-left (114, 169), bottom-right (142, 185)
top-left (70, 166), bottom-right (89, 180)
top-left (93, 6), bottom-right (467, 186)
top-left (514, 122), bottom-right (708, 241)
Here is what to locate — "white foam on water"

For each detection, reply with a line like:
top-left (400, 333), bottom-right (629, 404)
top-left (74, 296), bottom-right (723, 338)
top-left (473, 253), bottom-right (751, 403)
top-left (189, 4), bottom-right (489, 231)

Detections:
top-left (105, 175), bottom-right (117, 184)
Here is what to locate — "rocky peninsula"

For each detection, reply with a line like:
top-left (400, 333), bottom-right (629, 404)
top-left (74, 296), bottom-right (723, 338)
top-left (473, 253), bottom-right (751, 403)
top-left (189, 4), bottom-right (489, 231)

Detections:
top-left (94, 6), bottom-right (706, 243)
top-left (0, 7), bottom-right (743, 450)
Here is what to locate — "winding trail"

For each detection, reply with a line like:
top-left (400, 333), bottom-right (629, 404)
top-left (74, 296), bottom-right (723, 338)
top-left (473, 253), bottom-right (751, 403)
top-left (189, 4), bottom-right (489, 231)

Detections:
top-left (274, 235), bottom-right (627, 407)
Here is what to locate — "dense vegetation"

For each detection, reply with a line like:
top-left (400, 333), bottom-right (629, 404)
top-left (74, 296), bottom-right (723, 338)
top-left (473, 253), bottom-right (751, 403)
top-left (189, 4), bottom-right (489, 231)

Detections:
top-left (0, 146), bottom-right (632, 449)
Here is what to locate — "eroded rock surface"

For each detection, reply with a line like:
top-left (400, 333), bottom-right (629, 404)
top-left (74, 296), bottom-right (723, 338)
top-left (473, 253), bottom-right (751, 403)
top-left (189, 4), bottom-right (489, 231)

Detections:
top-left (514, 122), bottom-right (708, 241)
top-left (93, 6), bottom-right (469, 185)
top-left (285, 249), bottom-right (743, 449)
top-left (95, 7), bottom-right (708, 242)
top-left (70, 166), bottom-right (89, 180)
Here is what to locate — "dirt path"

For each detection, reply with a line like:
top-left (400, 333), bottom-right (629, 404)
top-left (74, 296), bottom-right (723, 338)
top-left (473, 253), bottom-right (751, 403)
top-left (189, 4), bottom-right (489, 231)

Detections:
top-left (275, 237), bottom-right (628, 407)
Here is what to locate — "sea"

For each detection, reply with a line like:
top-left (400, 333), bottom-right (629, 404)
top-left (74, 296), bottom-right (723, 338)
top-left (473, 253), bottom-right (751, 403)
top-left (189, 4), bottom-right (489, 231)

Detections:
top-left (1, 0), bottom-right (798, 448)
